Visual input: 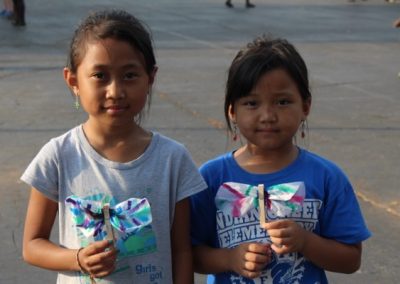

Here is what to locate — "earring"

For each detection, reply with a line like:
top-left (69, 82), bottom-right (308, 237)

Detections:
top-left (74, 95), bottom-right (80, 110)
top-left (233, 124), bottom-right (238, 141)
top-left (301, 120), bottom-right (306, 139)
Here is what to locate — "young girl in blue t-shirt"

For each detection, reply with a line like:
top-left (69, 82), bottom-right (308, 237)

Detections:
top-left (190, 36), bottom-right (371, 284)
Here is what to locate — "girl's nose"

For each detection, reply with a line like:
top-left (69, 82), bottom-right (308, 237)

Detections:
top-left (259, 105), bottom-right (277, 122)
top-left (106, 80), bottom-right (126, 99)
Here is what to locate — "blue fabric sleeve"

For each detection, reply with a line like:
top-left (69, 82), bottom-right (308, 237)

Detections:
top-left (190, 185), bottom-right (217, 246)
top-left (319, 172), bottom-right (371, 244)
top-left (190, 165), bottom-right (218, 247)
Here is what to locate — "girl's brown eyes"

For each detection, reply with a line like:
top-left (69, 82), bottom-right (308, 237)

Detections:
top-left (124, 72), bottom-right (138, 80)
top-left (93, 72), bottom-right (105, 79)
top-left (242, 101), bottom-right (257, 107)
top-left (277, 99), bottom-right (291, 105)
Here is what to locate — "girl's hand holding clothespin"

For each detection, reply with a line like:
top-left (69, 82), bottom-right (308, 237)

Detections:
top-left (75, 204), bottom-right (117, 282)
top-left (76, 239), bottom-right (117, 282)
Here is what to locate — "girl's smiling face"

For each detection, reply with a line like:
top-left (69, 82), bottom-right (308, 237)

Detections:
top-left (230, 68), bottom-right (310, 153)
top-left (65, 38), bottom-right (156, 127)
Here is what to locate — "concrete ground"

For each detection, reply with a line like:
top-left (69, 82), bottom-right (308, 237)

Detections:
top-left (0, 0), bottom-right (399, 283)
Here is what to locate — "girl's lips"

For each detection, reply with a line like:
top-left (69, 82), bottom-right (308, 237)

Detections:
top-left (105, 105), bottom-right (128, 114)
top-left (105, 104), bottom-right (126, 109)
top-left (257, 128), bottom-right (279, 133)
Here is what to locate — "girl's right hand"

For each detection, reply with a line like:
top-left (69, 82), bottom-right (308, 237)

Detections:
top-left (77, 240), bottom-right (118, 278)
top-left (228, 242), bottom-right (271, 279)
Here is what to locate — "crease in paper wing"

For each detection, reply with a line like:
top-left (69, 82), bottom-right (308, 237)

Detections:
top-left (111, 197), bottom-right (152, 234)
top-left (215, 182), bottom-right (258, 217)
top-left (267, 182), bottom-right (305, 217)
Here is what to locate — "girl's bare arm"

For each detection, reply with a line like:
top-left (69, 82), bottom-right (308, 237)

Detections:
top-left (171, 198), bottom-right (194, 284)
top-left (23, 187), bottom-right (117, 277)
top-left (264, 220), bottom-right (362, 273)
top-left (193, 242), bottom-right (270, 279)
top-left (299, 230), bottom-right (361, 273)
top-left (23, 187), bottom-right (80, 271)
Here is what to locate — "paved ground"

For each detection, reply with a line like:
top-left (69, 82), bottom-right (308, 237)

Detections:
top-left (0, 0), bottom-right (399, 283)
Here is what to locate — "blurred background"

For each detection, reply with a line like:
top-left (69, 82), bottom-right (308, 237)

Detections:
top-left (0, 0), bottom-right (399, 283)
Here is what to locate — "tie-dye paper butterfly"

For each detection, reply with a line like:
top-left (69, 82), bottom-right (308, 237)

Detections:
top-left (66, 196), bottom-right (152, 239)
top-left (215, 182), bottom-right (305, 224)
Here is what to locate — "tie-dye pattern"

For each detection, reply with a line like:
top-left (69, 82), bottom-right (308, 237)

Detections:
top-left (215, 181), bottom-right (305, 218)
top-left (66, 196), bottom-right (152, 239)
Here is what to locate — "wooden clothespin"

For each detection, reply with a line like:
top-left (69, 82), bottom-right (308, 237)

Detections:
top-left (102, 204), bottom-right (115, 246)
top-left (258, 184), bottom-right (266, 226)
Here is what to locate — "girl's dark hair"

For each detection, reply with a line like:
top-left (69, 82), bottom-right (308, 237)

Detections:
top-left (66, 9), bottom-right (156, 75)
top-left (224, 36), bottom-right (311, 132)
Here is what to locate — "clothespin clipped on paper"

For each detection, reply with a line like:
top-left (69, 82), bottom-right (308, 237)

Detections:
top-left (215, 181), bottom-right (305, 225)
top-left (102, 204), bottom-right (115, 246)
top-left (258, 184), bottom-right (266, 226)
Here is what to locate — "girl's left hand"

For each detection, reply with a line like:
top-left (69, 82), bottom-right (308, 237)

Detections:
top-left (78, 240), bottom-right (118, 278)
top-left (262, 220), bottom-right (309, 255)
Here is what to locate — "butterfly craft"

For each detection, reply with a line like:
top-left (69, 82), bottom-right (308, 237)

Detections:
top-left (65, 196), bottom-right (153, 241)
top-left (215, 182), bottom-right (305, 225)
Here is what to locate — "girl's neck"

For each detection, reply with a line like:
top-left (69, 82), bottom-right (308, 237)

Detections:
top-left (82, 120), bottom-right (152, 163)
top-left (234, 143), bottom-right (299, 174)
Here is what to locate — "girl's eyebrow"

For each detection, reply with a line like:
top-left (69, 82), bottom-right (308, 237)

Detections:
top-left (91, 62), bottom-right (142, 69)
top-left (91, 64), bottom-right (107, 69)
top-left (246, 89), bottom-right (295, 98)
top-left (122, 62), bottom-right (143, 68)
top-left (245, 91), bottom-right (259, 97)
top-left (274, 90), bottom-right (294, 96)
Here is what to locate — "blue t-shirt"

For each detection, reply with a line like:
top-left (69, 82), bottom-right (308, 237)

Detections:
top-left (190, 148), bottom-right (371, 284)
